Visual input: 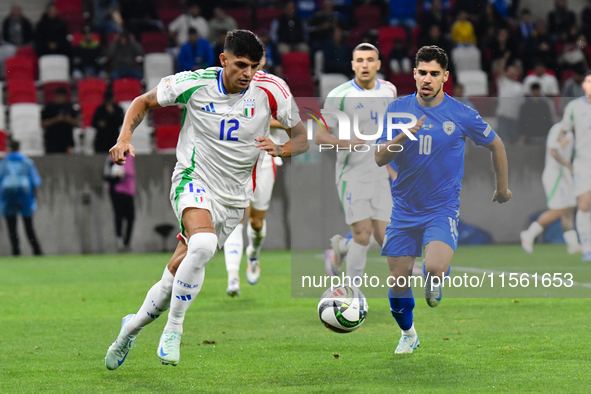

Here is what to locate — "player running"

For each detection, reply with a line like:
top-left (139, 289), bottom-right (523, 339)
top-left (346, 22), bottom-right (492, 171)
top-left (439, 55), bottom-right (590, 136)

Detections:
top-left (520, 122), bottom-right (580, 254)
top-left (105, 30), bottom-right (308, 369)
top-left (560, 71), bottom-right (591, 262)
top-left (375, 46), bottom-right (511, 354)
top-left (315, 43), bottom-right (397, 279)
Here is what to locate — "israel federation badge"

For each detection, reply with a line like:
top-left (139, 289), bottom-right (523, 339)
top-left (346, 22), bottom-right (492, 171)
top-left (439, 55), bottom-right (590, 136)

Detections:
top-left (243, 98), bottom-right (255, 118)
top-left (443, 121), bottom-right (455, 135)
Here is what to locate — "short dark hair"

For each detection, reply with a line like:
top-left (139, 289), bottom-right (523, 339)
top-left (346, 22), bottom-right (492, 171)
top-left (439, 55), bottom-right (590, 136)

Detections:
top-left (10, 140), bottom-right (20, 152)
top-left (352, 43), bottom-right (379, 58)
top-left (224, 30), bottom-right (265, 62)
top-left (188, 27), bottom-right (197, 36)
top-left (104, 88), bottom-right (114, 102)
top-left (584, 70), bottom-right (591, 80)
top-left (531, 82), bottom-right (541, 90)
top-left (415, 45), bottom-right (448, 70)
top-left (55, 86), bottom-right (68, 96)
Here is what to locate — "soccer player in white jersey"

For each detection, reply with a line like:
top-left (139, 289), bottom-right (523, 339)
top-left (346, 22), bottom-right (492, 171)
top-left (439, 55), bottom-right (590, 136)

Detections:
top-left (223, 71), bottom-right (292, 296)
top-left (520, 122), bottom-right (580, 254)
top-left (561, 71), bottom-right (591, 262)
top-left (105, 30), bottom-right (308, 369)
top-left (315, 43), bottom-right (397, 279)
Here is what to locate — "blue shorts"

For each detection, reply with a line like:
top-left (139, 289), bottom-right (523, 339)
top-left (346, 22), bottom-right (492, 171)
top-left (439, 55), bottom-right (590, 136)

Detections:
top-left (381, 211), bottom-right (459, 258)
top-left (1, 189), bottom-right (36, 217)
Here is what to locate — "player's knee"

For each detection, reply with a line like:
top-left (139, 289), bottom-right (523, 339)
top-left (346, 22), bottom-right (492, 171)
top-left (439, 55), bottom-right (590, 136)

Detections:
top-left (249, 216), bottom-right (264, 232)
top-left (352, 231), bottom-right (371, 246)
top-left (187, 232), bottom-right (218, 269)
top-left (578, 200), bottom-right (591, 212)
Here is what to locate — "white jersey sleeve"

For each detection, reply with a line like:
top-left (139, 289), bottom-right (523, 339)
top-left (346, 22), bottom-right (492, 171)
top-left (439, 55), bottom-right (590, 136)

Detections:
top-left (561, 99), bottom-right (576, 132)
top-left (252, 71), bottom-right (301, 129)
top-left (156, 71), bottom-right (210, 107)
top-left (323, 84), bottom-right (349, 128)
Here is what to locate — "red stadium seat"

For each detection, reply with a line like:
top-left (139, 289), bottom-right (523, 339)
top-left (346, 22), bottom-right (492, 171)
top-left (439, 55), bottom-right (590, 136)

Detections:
top-left (226, 8), bottom-right (252, 29)
top-left (389, 73), bottom-right (416, 96)
top-left (0, 131), bottom-right (6, 154)
top-left (158, 8), bottom-right (183, 26)
top-left (16, 45), bottom-right (37, 59)
top-left (78, 78), bottom-right (107, 105)
top-left (256, 7), bottom-right (282, 31)
top-left (141, 32), bottom-right (168, 54)
top-left (284, 76), bottom-right (315, 97)
top-left (348, 27), bottom-right (367, 47)
top-left (378, 27), bottom-right (407, 60)
top-left (443, 72), bottom-right (454, 96)
top-left (282, 52), bottom-right (310, 77)
top-left (411, 26), bottom-right (421, 51)
top-left (354, 6), bottom-right (382, 29)
top-left (42, 82), bottom-right (71, 103)
top-left (63, 14), bottom-right (86, 34)
top-left (55, 0), bottom-right (82, 14)
top-left (5, 56), bottom-right (35, 82)
top-left (153, 106), bottom-right (181, 127)
top-left (153, 0), bottom-right (180, 8)
top-left (81, 102), bottom-right (101, 128)
top-left (155, 125), bottom-right (181, 151)
top-left (113, 78), bottom-right (143, 102)
top-left (561, 69), bottom-right (575, 83)
top-left (71, 32), bottom-right (101, 47)
top-left (7, 80), bottom-right (37, 105)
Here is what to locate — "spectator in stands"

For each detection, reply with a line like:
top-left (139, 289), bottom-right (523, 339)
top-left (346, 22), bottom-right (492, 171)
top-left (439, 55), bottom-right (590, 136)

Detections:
top-left (523, 61), bottom-right (560, 96)
top-left (388, 0), bottom-right (416, 29)
top-left (530, 20), bottom-right (556, 73)
top-left (42, 87), bottom-right (78, 154)
top-left (516, 9), bottom-right (535, 45)
top-left (93, 89), bottom-right (124, 153)
top-left (92, 0), bottom-right (123, 36)
top-left (296, 0), bottom-right (317, 20)
top-left (475, 4), bottom-right (506, 46)
top-left (558, 28), bottom-right (589, 73)
top-left (0, 140), bottom-right (43, 256)
top-left (518, 83), bottom-right (555, 145)
top-left (451, 10), bottom-right (477, 46)
top-left (454, 0), bottom-right (488, 22)
top-left (208, 7), bottom-right (237, 46)
top-left (119, 0), bottom-right (163, 40)
top-left (104, 154), bottom-right (136, 253)
top-left (560, 64), bottom-right (586, 112)
top-left (34, 2), bottom-right (71, 57)
top-left (2, 4), bottom-right (33, 47)
top-left (453, 83), bottom-right (474, 108)
top-left (490, 0), bottom-right (517, 19)
top-left (271, 1), bottom-right (309, 55)
top-left (419, 25), bottom-right (452, 55)
top-left (309, 0), bottom-right (350, 51)
top-left (547, 0), bottom-right (576, 40)
top-left (169, 2), bottom-right (210, 48)
top-left (421, 0), bottom-right (450, 41)
top-left (72, 26), bottom-right (105, 81)
top-left (388, 38), bottom-right (412, 75)
top-left (320, 27), bottom-right (352, 76)
top-left (496, 60), bottom-right (526, 144)
top-left (106, 31), bottom-right (144, 80)
top-left (258, 29), bottom-right (282, 76)
top-left (582, 0), bottom-right (591, 42)
top-left (178, 27), bottom-right (214, 72)
top-left (424, 0), bottom-right (451, 12)
top-left (489, 28), bottom-right (520, 76)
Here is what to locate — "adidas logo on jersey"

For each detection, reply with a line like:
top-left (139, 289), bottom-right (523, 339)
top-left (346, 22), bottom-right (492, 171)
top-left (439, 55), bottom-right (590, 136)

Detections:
top-left (201, 103), bottom-right (216, 113)
top-left (355, 103), bottom-right (364, 109)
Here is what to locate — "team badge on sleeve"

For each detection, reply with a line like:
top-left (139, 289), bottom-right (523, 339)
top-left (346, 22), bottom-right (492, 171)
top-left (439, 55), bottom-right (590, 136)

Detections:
top-left (164, 77), bottom-right (172, 89)
top-left (243, 99), bottom-right (255, 118)
top-left (443, 121), bottom-right (456, 135)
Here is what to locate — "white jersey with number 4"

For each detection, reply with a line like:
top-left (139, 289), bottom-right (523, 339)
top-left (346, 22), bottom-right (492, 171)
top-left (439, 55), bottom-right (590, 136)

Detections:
top-left (323, 79), bottom-right (397, 183)
top-left (544, 123), bottom-right (574, 173)
top-left (156, 67), bottom-right (300, 208)
top-left (561, 97), bottom-right (591, 162)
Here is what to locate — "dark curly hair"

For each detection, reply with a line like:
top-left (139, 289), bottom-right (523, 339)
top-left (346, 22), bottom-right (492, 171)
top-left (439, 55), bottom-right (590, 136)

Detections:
top-left (415, 45), bottom-right (449, 71)
top-left (224, 30), bottom-right (265, 62)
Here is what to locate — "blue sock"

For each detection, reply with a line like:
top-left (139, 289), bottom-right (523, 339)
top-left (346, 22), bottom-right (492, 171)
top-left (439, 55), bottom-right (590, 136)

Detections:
top-left (388, 287), bottom-right (414, 331)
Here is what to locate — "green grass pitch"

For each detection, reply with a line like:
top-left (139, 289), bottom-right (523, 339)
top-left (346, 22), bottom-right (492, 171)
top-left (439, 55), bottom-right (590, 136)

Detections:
top-left (1, 245), bottom-right (590, 393)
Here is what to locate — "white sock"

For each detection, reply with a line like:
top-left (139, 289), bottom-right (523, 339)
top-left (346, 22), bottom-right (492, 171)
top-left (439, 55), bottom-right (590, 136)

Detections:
top-left (563, 229), bottom-right (579, 248)
top-left (368, 234), bottom-right (381, 252)
top-left (402, 323), bottom-right (416, 336)
top-left (526, 221), bottom-right (544, 238)
top-left (576, 210), bottom-right (591, 254)
top-left (346, 241), bottom-right (370, 279)
top-left (126, 267), bottom-right (174, 336)
top-left (247, 220), bottom-right (266, 258)
top-left (224, 223), bottom-right (243, 284)
top-left (164, 233), bottom-right (217, 334)
top-left (338, 237), bottom-right (350, 255)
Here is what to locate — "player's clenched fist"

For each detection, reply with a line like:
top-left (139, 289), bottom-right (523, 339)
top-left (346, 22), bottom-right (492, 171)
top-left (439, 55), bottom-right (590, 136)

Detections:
top-left (109, 140), bottom-right (136, 165)
top-left (492, 189), bottom-right (512, 204)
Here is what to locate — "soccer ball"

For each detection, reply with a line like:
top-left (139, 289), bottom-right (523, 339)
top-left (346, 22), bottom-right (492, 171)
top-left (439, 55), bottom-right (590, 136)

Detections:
top-left (110, 164), bottom-right (126, 179)
top-left (317, 285), bottom-right (368, 333)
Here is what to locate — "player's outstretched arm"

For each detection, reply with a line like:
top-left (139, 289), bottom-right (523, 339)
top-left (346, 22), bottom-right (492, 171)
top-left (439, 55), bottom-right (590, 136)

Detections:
top-left (375, 115), bottom-right (425, 167)
top-left (485, 135), bottom-right (512, 203)
top-left (256, 121), bottom-right (309, 157)
top-left (110, 87), bottom-right (162, 164)
top-left (313, 124), bottom-right (364, 149)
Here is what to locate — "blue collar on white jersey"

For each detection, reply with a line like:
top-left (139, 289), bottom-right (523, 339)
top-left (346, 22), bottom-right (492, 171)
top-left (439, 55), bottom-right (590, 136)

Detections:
top-left (217, 69), bottom-right (248, 95)
top-left (351, 78), bottom-right (381, 91)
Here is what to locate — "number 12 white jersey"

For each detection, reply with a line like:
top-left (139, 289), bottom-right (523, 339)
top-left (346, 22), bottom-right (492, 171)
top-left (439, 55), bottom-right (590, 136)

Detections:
top-left (156, 67), bottom-right (301, 208)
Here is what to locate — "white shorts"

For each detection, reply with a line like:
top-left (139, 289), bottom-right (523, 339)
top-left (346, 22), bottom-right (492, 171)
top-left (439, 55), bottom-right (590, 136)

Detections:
top-left (337, 178), bottom-right (393, 225)
top-left (542, 168), bottom-right (576, 210)
top-left (249, 158), bottom-right (277, 211)
top-left (573, 159), bottom-right (591, 196)
top-left (170, 172), bottom-right (244, 249)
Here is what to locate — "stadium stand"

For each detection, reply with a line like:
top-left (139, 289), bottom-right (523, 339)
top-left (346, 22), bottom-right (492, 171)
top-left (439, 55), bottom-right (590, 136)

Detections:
top-left (255, 7), bottom-right (282, 31)
top-left (42, 82), bottom-right (71, 104)
top-left (39, 55), bottom-right (70, 83)
top-left (451, 45), bottom-right (482, 73)
top-left (155, 124), bottom-right (181, 152)
top-left (9, 103), bottom-right (43, 156)
top-left (113, 79), bottom-right (143, 103)
top-left (152, 106), bottom-right (181, 127)
top-left (319, 73), bottom-right (349, 99)
top-left (78, 79), bottom-right (107, 105)
top-left (144, 53), bottom-right (174, 81)
top-left (7, 80), bottom-right (37, 105)
top-left (354, 6), bottom-right (381, 29)
top-left (5, 56), bottom-right (36, 82)
top-left (226, 8), bottom-right (251, 30)
top-left (457, 70), bottom-right (489, 96)
top-left (141, 32), bottom-right (169, 54)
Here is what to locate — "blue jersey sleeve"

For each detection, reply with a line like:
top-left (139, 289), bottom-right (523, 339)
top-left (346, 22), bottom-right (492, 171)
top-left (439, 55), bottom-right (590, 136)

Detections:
top-left (462, 105), bottom-right (496, 146)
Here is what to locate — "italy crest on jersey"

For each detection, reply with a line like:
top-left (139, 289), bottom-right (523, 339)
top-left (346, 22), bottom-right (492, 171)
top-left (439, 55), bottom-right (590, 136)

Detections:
top-left (443, 121), bottom-right (456, 135)
top-left (243, 98), bottom-right (255, 118)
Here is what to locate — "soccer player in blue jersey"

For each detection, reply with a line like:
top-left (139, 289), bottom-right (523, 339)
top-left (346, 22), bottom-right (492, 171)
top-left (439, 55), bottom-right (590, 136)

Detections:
top-left (375, 46), bottom-right (512, 354)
